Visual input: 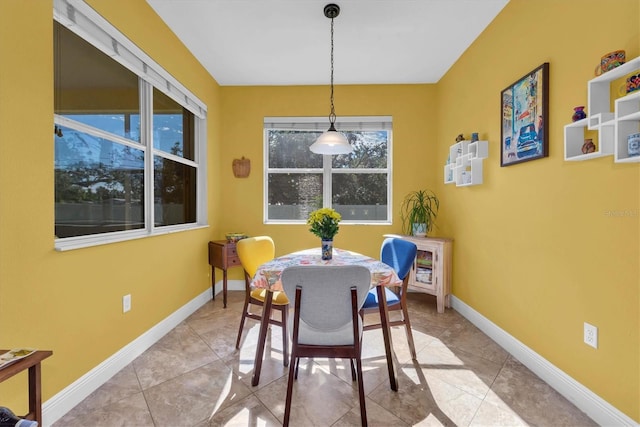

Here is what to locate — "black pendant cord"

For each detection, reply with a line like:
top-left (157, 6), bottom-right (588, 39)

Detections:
top-left (328, 14), bottom-right (336, 129)
top-left (322, 3), bottom-right (341, 134)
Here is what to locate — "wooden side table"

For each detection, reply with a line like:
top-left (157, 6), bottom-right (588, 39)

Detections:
top-left (208, 240), bottom-right (242, 308)
top-left (384, 234), bottom-right (453, 313)
top-left (0, 350), bottom-right (53, 425)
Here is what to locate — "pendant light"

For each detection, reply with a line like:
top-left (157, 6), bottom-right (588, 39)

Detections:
top-left (309, 4), bottom-right (353, 155)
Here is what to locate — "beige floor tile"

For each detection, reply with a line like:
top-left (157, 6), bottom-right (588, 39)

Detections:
top-left (59, 364), bottom-right (142, 414)
top-left (333, 397), bottom-right (409, 427)
top-left (207, 394), bottom-right (281, 426)
top-left (368, 363), bottom-right (483, 426)
top-left (254, 364), bottom-right (359, 425)
top-left (143, 360), bottom-right (253, 426)
top-left (415, 339), bottom-right (503, 399)
top-left (438, 318), bottom-right (510, 365)
top-left (476, 357), bottom-right (597, 426)
top-left (133, 322), bottom-right (220, 389)
top-left (52, 391), bottom-right (153, 427)
top-left (55, 291), bottom-right (597, 427)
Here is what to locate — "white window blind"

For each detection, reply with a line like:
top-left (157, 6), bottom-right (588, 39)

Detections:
top-left (264, 116), bottom-right (392, 131)
top-left (53, 0), bottom-right (206, 119)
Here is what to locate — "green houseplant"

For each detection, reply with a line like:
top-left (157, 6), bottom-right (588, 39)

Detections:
top-left (307, 207), bottom-right (342, 260)
top-left (400, 189), bottom-right (439, 236)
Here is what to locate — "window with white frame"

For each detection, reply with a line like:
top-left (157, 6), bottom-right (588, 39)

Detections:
top-left (53, 0), bottom-right (207, 249)
top-left (264, 117), bottom-right (392, 224)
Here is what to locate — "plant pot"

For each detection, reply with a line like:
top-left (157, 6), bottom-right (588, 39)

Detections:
top-left (412, 223), bottom-right (427, 237)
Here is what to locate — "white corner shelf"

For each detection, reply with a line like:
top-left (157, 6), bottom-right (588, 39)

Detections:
top-left (564, 56), bottom-right (640, 163)
top-left (444, 140), bottom-right (488, 186)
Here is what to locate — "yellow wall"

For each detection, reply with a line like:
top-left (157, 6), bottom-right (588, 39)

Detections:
top-left (0, 0), bottom-right (222, 412)
top-left (0, 0), bottom-right (637, 423)
top-left (219, 1), bottom-right (639, 421)
top-left (219, 84), bottom-right (439, 260)
top-left (436, 0), bottom-right (639, 420)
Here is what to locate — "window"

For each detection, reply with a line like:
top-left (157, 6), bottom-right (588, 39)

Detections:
top-left (53, 0), bottom-right (206, 249)
top-left (264, 117), bottom-right (392, 224)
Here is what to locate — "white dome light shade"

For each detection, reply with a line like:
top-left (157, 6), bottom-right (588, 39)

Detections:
top-left (309, 129), bottom-right (353, 154)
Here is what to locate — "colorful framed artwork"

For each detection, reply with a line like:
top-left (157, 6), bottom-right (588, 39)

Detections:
top-left (500, 62), bottom-right (549, 166)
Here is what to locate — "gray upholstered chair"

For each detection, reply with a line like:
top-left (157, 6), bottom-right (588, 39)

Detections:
top-left (280, 265), bottom-right (371, 427)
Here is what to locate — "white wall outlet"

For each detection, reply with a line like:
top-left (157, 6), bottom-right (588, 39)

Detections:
top-left (123, 294), bottom-right (132, 313)
top-left (584, 322), bottom-right (598, 349)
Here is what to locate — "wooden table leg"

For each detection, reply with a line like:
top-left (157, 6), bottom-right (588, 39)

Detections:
top-left (27, 363), bottom-right (43, 424)
top-left (222, 269), bottom-right (228, 308)
top-left (211, 266), bottom-right (216, 301)
top-left (252, 289), bottom-right (273, 386)
top-left (211, 266), bottom-right (228, 308)
top-left (377, 285), bottom-right (398, 391)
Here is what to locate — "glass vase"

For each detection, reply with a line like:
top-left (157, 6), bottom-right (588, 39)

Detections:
top-left (321, 239), bottom-right (333, 260)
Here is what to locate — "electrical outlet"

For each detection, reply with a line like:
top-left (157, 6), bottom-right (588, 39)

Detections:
top-left (123, 294), bottom-right (131, 313)
top-left (584, 322), bottom-right (598, 349)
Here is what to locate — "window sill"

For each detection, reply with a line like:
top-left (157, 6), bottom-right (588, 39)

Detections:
top-left (54, 224), bottom-right (209, 251)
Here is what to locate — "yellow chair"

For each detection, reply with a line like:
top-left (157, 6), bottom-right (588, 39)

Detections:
top-left (235, 236), bottom-right (289, 383)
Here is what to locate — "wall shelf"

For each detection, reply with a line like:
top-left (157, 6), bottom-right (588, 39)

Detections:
top-left (564, 56), bottom-right (640, 163)
top-left (444, 140), bottom-right (488, 186)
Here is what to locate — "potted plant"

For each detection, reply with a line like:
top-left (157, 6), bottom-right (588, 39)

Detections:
top-left (307, 207), bottom-right (342, 260)
top-left (400, 189), bottom-right (439, 237)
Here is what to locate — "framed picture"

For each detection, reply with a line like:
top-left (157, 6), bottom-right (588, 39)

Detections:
top-left (500, 63), bottom-right (549, 166)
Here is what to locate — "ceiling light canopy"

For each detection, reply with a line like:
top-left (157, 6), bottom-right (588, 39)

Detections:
top-left (309, 4), bottom-right (353, 155)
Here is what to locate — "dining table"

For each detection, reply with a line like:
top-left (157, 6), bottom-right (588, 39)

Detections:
top-left (249, 247), bottom-right (402, 390)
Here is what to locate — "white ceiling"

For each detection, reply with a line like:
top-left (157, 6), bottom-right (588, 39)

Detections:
top-left (146, 0), bottom-right (509, 86)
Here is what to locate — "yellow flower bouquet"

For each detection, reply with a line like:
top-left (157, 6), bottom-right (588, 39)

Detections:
top-left (307, 207), bottom-right (341, 240)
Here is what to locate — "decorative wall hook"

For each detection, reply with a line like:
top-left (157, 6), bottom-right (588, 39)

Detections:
top-left (232, 156), bottom-right (250, 178)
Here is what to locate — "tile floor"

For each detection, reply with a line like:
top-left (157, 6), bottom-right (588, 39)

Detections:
top-left (53, 292), bottom-right (597, 426)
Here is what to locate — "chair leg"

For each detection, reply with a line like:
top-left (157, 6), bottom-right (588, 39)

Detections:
top-left (283, 352), bottom-right (297, 427)
top-left (349, 358), bottom-right (356, 381)
top-left (281, 306), bottom-right (289, 367)
top-left (294, 357), bottom-right (300, 379)
top-left (235, 297), bottom-right (251, 349)
top-left (356, 356), bottom-right (368, 427)
top-left (401, 304), bottom-right (417, 360)
top-left (252, 291), bottom-right (274, 387)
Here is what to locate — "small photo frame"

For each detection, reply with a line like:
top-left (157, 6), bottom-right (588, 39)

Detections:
top-left (500, 63), bottom-right (549, 166)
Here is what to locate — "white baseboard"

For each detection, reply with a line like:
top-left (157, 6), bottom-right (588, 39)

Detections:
top-left (212, 279), bottom-right (245, 295)
top-left (42, 287), bottom-right (213, 426)
top-left (451, 296), bottom-right (639, 427)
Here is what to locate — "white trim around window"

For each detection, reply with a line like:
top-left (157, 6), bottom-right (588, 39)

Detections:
top-left (53, 0), bottom-right (208, 251)
top-left (263, 116), bottom-right (392, 225)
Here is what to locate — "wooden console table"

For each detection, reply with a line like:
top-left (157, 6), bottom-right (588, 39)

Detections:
top-left (208, 240), bottom-right (242, 308)
top-left (0, 350), bottom-right (53, 425)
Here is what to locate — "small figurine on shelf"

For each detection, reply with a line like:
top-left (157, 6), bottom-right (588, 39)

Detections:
top-left (628, 133), bottom-right (640, 157)
top-left (581, 139), bottom-right (596, 154)
top-left (455, 134), bottom-right (464, 142)
top-left (471, 132), bottom-right (479, 142)
top-left (572, 106), bottom-right (587, 122)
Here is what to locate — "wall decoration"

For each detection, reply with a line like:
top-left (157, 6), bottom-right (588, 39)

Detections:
top-left (500, 63), bottom-right (549, 166)
top-left (232, 156), bottom-right (251, 177)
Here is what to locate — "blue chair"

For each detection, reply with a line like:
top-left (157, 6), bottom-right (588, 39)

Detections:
top-left (360, 237), bottom-right (418, 359)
